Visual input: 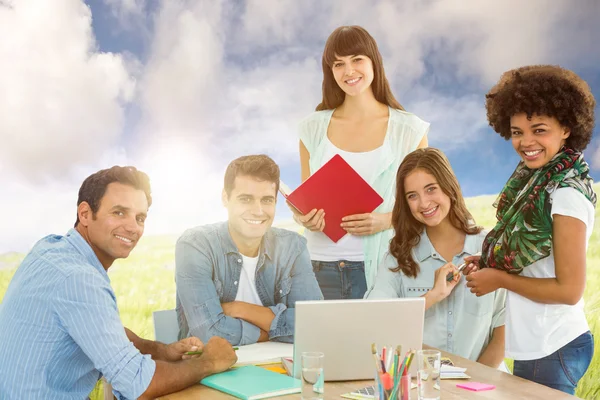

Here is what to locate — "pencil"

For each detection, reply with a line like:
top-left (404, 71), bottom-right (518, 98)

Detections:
top-left (371, 343), bottom-right (384, 400)
top-left (404, 350), bottom-right (415, 374)
top-left (371, 343), bottom-right (383, 374)
top-left (185, 347), bottom-right (239, 355)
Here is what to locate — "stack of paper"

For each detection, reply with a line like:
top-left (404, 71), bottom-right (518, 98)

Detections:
top-left (441, 365), bottom-right (470, 380)
top-left (234, 342), bottom-right (293, 366)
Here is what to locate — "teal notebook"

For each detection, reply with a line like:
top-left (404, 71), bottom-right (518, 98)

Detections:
top-left (200, 365), bottom-right (302, 399)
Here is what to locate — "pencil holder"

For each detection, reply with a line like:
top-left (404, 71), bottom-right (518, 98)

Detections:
top-left (400, 374), bottom-right (411, 400)
top-left (374, 370), bottom-right (411, 400)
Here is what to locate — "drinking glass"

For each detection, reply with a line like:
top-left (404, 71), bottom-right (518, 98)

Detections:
top-left (301, 352), bottom-right (324, 400)
top-left (416, 350), bottom-right (441, 400)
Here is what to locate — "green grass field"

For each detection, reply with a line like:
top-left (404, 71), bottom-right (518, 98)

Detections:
top-left (1, 190), bottom-right (599, 399)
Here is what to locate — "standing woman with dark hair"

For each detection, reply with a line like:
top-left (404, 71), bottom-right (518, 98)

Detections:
top-left (465, 65), bottom-right (596, 395)
top-left (291, 26), bottom-right (429, 299)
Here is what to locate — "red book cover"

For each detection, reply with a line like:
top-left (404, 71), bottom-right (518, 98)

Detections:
top-left (280, 154), bottom-right (384, 243)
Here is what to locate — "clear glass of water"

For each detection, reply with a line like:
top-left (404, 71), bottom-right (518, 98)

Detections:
top-left (416, 350), bottom-right (441, 400)
top-left (301, 351), bottom-right (324, 400)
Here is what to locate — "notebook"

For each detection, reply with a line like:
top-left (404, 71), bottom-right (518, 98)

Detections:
top-left (201, 365), bottom-right (301, 399)
top-left (233, 342), bottom-right (293, 366)
top-left (280, 154), bottom-right (384, 242)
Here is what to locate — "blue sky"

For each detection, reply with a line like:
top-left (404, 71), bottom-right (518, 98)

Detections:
top-left (1, 0), bottom-right (600, 252)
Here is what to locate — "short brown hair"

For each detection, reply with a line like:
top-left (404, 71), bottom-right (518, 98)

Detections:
top-left (485, 65), bottom-right (596, 151)
top-left (316, 26), bottom-right (404, 111)
top-left (75, 166), bottom-right (152, 227)
top-left (223, 155), bottom-right (280, 197)
top-left (389, 148), bottom-right (481, 278)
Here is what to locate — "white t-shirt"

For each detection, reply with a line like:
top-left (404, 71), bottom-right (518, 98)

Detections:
top-left (234, 255), bottom-right (263, 306)
top-left (306, 137), bottom-right (384, 261)
top-left (505, 187), bottom-right (594, 360)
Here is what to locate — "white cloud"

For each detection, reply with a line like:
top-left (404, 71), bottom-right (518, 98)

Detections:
top-left (0, 147), bottom-right (130, 253)
top-left (409, 94), bottom-right (488, 149)
top-left (133, 136), bottom-right (227, 236)
top-left (2, 0), bottom-right (599, 252)
top-left (104, 0), bottom-right (146, 20)
top-left (0, 179), bottom-right (76, 253)
top-left (125, 0), bottom-right (600, 247)
top-left (0, 0), bottom-right (135, 180)
top-left (136, 1), bottom-right (225, 142)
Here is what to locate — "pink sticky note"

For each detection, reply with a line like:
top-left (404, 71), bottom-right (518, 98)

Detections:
top-left (456, 382), bottom-right (496, 391)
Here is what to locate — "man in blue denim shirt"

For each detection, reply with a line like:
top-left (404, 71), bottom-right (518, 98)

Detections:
top-left (176, 155), bottom-right (323, 346)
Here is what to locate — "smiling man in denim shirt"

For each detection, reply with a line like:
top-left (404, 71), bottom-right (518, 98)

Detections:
top-left (176, 155), bottom-right (323, 346)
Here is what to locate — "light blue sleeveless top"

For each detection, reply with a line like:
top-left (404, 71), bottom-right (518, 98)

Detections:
top-left (298, 106), bottom-right (430, 289)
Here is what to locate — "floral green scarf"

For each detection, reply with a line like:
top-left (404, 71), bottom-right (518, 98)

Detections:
top-left (480, 147), bottom-right (596, 274)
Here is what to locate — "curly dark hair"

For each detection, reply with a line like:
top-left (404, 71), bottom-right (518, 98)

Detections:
top-left (485, 65), bottom-right (596, 151)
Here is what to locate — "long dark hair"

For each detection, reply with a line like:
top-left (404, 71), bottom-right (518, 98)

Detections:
top-left (389, 148), bottom-right (481, 277)
top-left (316, 26), bottom-right (403, 111)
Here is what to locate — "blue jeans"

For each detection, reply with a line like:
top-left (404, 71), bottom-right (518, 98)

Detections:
top-left (513, 331), bottom-right (594, 395)
top-left (311, 260), bottom-right (367, 300)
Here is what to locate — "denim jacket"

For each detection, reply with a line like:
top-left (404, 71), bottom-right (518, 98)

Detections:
top-left (175, 222), bottom-right (323, 345)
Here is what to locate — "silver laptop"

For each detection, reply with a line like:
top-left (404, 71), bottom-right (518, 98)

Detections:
top-left (293, 298), bottom-right (425, 381)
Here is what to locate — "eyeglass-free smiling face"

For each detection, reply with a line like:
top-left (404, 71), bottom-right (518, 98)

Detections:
top-left (331, 54), bottom-right (375, 98)
top-left (78, 182), bottom-right (148, 269)
top-left (510, 113), bottom-right (571, 169)
top-left (222, 175), bottom-right (277, 251)
top-left (404, 168), bottom-right (452, 229)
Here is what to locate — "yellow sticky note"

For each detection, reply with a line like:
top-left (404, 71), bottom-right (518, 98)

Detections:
top-left (264, 365), bottom-right (288, 374)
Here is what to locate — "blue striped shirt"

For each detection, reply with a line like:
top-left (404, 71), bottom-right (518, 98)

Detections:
top-left (0, 229), bottom-right (156, 399)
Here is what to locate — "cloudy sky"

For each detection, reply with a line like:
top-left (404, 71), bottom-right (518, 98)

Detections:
top-left (1, 0), bottom-right (599, 253)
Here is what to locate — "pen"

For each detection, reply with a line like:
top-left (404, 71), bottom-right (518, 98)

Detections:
top-left (185, 346), bottom-right (239, 355)
top-left (446, 252), bottom-right (481, 282)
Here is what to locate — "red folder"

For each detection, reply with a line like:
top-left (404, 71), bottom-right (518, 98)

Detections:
top-left (281, 154), bottom-right (384, 243)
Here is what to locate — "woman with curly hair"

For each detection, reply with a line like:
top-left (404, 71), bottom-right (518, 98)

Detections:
top-left (367, 148), bottom-right (506, 367)
top-left (291, 26), bottom-right (429, 299)
top-left (465, 65), bottom-right (596, 394)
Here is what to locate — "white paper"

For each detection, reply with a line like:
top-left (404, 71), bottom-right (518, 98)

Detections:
top-left (441, 365), bottom-right (467, 373)
top-left (441, 365), bottom-right (470, 379)
top-left (234, 342), bottom-right (294, 366)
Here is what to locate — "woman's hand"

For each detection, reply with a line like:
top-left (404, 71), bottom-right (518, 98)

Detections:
top-left (465, 268), bottom-right (504, 296)
top-left (431, 263), bottom-right (460, 301)
top-left (340, 212), bottom-right (391, 236)
top-left (462, 254), bottom-right (481, 276)
top-left (287, 202), bottom-right (325, 232)
top-left (424, 263), bottom-right (460, 310)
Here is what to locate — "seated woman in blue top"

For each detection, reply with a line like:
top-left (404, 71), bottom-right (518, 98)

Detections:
top-left (367, 148), bottom-right (506, 367)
